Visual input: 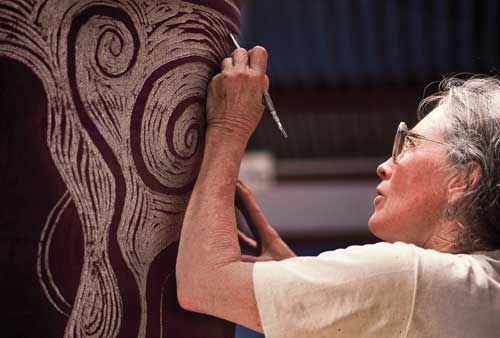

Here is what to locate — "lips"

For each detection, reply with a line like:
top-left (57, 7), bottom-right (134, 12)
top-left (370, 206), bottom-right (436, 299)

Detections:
top-left (376, 187), bottom-right (384, 197)
top-left (374, 185), bottom-right (387, 207)
top-left (373, 194), bottom-right (384, 207)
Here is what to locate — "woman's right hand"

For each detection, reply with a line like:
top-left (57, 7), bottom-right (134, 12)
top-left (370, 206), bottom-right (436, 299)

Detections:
top-left (236, 180), bottom-right (296, 262)
top-left (206, 47), bottom-right (269, 143)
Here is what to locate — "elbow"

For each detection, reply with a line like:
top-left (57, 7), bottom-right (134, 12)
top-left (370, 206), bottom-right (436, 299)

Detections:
top-left (176, 259), bottom-right (205, 313)
top-left (176, 243), bottom-right (237, 314)
top-left (176, 283), bottom-right (195, 312)
top-left (176, 274), bottom-right (200, 313)
top-left (176, 262), bottom-right (194, 311)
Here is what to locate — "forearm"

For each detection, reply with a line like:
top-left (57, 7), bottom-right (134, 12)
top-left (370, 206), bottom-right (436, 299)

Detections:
top-left (179, 129), bottom-right (244, 265)
top-left (176, 129), bottom-right (261, 330)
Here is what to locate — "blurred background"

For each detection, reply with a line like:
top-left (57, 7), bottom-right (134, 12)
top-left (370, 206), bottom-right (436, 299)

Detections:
top-left (235, 0), bottom-right (500, 336)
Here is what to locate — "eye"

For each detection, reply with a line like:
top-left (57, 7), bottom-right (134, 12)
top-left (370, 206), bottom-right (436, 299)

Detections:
top-left (402, 137), bottom-right (416, 151)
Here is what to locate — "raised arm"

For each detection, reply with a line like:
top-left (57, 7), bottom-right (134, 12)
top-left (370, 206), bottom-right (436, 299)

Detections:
top-left (176, 46), bottom-right (280, 332)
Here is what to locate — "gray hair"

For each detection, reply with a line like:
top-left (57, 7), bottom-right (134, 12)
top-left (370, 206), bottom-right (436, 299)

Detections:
top-left (418, 76), bottom-right (500, 252)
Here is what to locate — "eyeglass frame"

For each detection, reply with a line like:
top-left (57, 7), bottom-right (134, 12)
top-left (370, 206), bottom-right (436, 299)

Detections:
top-left (392, 121), bottom-right (449, 164)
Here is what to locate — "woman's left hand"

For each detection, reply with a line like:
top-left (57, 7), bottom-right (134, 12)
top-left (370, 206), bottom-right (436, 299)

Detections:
top-left (235, 180), bottom-right (296, 262)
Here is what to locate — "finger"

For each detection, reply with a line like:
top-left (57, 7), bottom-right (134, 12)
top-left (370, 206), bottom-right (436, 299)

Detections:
top-left (235, 183), bottom-right (262, 255)
top-left (241, 255), bottom-right (275, 263)
top-left (221, 57), bottom-right (233, 70)
top-left (235, 181), bottom-right (276, 242)
top-left (236, 180), bottom-right (254, 197)
top-left (238, 230), bottom-right (257, 249)
top-left (264, 75), bottom-right (270, 91)
top-left (237, 179), bottom-right (249, 190)
top-left (231, 48), bottom-right (248, 69)
top-left (248, 46), bottom-right (268, 74)
top-left (241, 255), bottom-right (258, 263)
top-left (236, 181), bottom-right (269, 227)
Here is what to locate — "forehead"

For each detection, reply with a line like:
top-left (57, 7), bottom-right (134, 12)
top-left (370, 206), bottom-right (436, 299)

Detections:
top-left (412, 105), bottom-right (448, 137)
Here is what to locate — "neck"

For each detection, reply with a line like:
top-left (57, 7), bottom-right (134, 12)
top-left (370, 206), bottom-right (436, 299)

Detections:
top-left (422, 219), bottom-right (462, 254)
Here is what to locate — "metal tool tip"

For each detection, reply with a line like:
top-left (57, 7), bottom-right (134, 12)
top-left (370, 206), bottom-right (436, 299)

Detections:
top-left (229, 33), bottom-right (240, 49)
top-left (279, 126), bottom-right (288, 138)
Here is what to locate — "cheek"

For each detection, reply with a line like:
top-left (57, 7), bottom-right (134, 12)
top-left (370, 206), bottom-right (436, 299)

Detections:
top-left (368, 160), bottom-right (449, 243)
top-left (392, 159), bottom-right (448, 211)
top-left (382, 170), bottom-right (420, 215)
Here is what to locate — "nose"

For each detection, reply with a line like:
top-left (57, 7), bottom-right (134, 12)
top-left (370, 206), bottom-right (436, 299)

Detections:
top-left (376, 157), bottom-right (394, 180)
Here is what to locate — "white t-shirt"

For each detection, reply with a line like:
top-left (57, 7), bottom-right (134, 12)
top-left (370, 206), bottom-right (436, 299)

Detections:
top-left (253, 241), bottom-right (500, 338)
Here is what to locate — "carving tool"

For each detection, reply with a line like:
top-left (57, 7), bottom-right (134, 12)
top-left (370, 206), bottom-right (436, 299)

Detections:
top-left (229, 33), bottom-right (288, 138)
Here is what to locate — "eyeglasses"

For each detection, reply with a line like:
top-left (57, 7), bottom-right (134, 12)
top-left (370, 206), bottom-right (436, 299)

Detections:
top-left (392, 121), bottom-right (449, 164)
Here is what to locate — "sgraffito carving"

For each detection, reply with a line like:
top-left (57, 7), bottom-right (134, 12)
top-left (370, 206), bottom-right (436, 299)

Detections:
top-left (0, 0), bottom-right (238, 337)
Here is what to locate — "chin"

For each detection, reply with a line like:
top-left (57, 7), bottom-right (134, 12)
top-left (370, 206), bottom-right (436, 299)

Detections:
top-left (368, 212), bottom-right (397, 242)
top-left (368, 215), bottom-right (385, 240)
top-left (369, 212), bottom-right (421, 245)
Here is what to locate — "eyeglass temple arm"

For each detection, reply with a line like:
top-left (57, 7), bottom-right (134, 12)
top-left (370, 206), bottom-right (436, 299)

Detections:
top-left (404, 131), bottom-right (448, 146)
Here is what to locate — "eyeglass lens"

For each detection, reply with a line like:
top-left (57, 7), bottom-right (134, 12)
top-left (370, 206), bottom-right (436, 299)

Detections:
top-left (392, 122), bottom-right (407, 163)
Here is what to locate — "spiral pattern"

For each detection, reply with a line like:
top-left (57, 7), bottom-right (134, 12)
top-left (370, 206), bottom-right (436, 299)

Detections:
top-left (94, 24), bottom-right (137, 78)
top-left (131, 59), bottom-right (215, 194)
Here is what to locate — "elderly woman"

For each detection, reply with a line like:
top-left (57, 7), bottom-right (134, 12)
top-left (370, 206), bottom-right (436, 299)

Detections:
top-left (176, 46), bottom-right (500, 338)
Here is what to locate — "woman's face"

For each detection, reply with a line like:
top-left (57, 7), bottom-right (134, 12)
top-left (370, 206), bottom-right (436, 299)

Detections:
top-left (368, 106), bottom-right (455, 246)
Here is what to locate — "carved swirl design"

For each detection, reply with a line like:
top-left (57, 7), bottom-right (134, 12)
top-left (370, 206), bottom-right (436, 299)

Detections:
top-left (131, 57), bottom-right (215, 194)
top-left (95, 24), bottom-right (137, 78)
top-left (0, 1), bottom-right (239, 337)
top-left (67, 7), bottom-right (140, 338)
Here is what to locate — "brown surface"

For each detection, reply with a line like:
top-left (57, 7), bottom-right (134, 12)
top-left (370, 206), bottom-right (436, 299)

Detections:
top-left (0, 1), bottom-right (238, 337)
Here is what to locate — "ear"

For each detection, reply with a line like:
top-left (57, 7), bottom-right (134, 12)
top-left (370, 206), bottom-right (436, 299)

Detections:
top-left (447, 161), bottom-right (482, 204)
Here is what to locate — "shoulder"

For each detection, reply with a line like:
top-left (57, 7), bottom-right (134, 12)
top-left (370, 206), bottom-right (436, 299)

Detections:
top-left (411, 247), bottom-right (500, 289)
top-left (406, 250), bottom-right (500, 337)
top-left (252, 242), bottom-right (420, 338)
